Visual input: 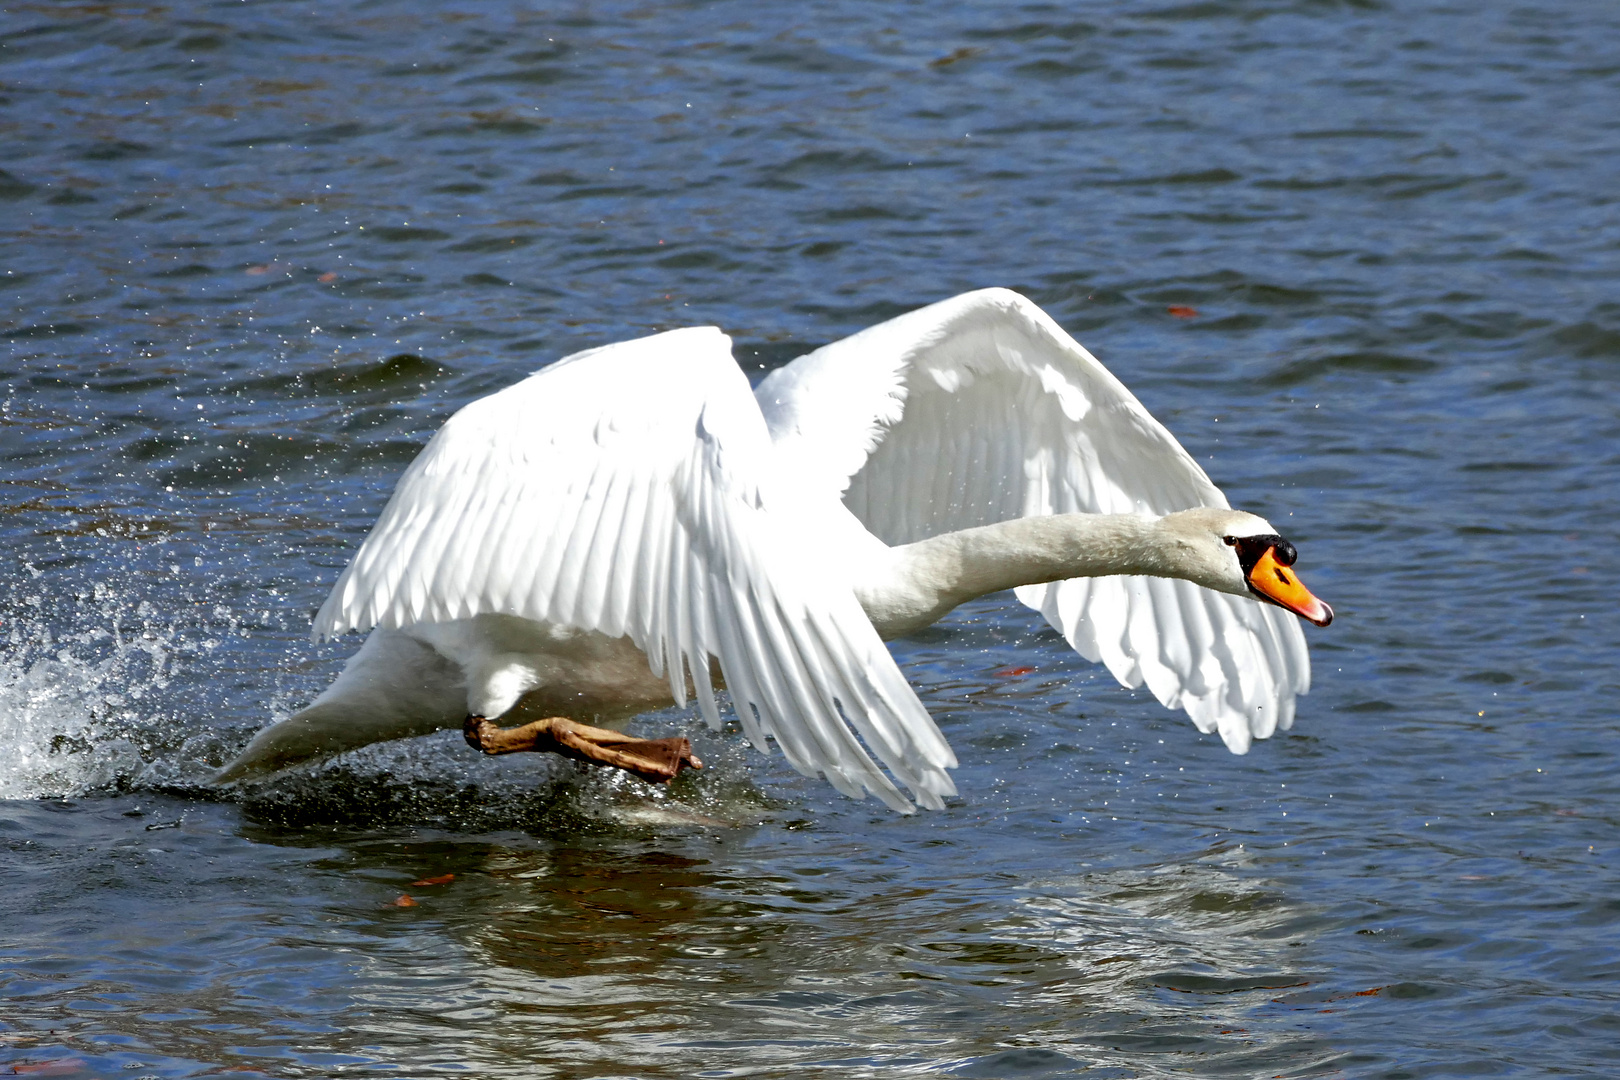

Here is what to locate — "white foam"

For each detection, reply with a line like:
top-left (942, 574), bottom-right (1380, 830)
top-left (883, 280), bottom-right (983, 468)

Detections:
top-left (0, 609), bottom-right (182, 800)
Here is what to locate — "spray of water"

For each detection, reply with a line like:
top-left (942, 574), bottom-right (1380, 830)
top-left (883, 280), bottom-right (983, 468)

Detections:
top-left (0, 558), bottom-right (769, 828)
top-left (0, 575), bottom-right (223, 799)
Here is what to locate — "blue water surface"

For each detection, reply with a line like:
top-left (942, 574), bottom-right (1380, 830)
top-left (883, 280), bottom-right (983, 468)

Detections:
top-left (3, 1), bottom-right (1619, 1076)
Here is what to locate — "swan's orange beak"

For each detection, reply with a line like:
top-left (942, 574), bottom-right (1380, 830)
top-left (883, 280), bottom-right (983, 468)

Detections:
top-left (1248, 547), bottom-right (1333, 626)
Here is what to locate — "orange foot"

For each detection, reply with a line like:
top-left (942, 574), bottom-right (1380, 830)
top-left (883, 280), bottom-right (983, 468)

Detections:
top-left (462, 715), bottom-right (702, 784)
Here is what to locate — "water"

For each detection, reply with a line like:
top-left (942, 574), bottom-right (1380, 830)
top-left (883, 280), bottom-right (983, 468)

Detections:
top-left (3, 1), bottom-right (1618, 1075)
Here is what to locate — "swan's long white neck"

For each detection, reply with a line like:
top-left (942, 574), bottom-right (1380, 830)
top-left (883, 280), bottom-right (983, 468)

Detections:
top-left (854, 512), bottom-right (1223, 638)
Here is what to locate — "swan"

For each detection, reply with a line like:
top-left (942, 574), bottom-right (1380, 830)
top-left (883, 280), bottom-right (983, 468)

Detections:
top-left (217, 288), bottom-right (1332, 811)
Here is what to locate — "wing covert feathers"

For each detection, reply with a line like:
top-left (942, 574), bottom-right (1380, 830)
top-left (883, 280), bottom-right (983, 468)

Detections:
top-left (314, 326), bottom-right (954, 811)
top-left (758, 288), bottom-right (1311, 752)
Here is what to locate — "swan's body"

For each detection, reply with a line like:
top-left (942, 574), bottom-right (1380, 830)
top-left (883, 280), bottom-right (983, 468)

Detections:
top-left (219, 289), bottom-right (1331, 810)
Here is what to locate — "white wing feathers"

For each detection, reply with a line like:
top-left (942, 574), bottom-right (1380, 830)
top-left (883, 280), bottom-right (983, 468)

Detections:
top-left (313, 327), bottom-right (955, 811)
top-left (756, 288), bottom-right (1310, 753)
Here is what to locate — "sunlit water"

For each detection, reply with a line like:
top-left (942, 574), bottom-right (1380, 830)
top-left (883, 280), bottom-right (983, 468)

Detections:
top-left (4, 1), bottom-right (1619, 1076)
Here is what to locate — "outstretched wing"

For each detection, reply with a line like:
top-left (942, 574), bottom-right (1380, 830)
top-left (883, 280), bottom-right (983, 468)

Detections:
top-left (315, 327), bottom-right (956, 810)
top-left (755, 288), bottom-right (1310, 753)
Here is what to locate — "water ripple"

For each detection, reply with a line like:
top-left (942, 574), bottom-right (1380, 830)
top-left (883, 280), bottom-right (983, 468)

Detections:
top-left (4, 0), bottom-right (1620, 1076)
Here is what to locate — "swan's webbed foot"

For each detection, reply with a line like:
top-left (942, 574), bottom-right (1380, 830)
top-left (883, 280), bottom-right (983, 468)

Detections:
top-left (462, 715), bottom-right (702, 784)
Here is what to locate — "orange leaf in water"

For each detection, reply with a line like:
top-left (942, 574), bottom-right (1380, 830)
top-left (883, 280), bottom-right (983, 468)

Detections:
top-left (1167, 305), bottom-right (1199, 319)
top-left (389, 894), bottom-right (418, 907)
top-left (12, 1059), bottom-right (87, 1075)
top-left (992, 666), bottom-right (1037, 678)
top-left (1354, 986), bottom-right (1383, 996)
top-left (411, 874), bottom-right (455, 886)
top-left (929, 46), bottom-right (983, 68)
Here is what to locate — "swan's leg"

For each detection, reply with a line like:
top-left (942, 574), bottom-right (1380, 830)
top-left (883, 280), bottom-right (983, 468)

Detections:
top-left (462, 715), bottom-right (702, 784)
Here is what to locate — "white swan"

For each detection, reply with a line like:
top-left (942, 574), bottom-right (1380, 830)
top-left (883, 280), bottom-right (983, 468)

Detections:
top-left (218, 289), bottom-right (1331, 811)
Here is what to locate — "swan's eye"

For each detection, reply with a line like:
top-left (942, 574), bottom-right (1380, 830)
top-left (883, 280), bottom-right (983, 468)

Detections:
top-left (1222, 536), bottom-right (1237, 546)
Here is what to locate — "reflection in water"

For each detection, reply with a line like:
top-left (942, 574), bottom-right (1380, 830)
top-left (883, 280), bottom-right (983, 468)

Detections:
top-left (1008, 859), bottom-right (1336, 1070)
top-left (291, 817), bottom-right (1336, 1077)
top-left (0, 776), bottom-right (1338, 1076)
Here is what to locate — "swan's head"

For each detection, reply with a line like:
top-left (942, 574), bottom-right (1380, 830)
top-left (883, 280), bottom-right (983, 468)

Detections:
top-left (1160, 508), bottom-right (1333, 626)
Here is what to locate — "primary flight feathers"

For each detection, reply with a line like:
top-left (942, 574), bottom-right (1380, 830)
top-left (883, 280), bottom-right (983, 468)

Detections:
top-left (762, 289), bottom-right (1309, 752)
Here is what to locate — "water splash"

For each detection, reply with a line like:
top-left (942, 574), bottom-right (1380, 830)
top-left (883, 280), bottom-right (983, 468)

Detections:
top-left (232, 723), bottom-right (769, 834)
top-left (0, 563), bottom-right (247, 799)
top-left (3, 601), bottom-right (173, 798)
top-left (0, 539), bottom-right (787, 826)
top-left (0, 590), bottom-right (764, 826)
